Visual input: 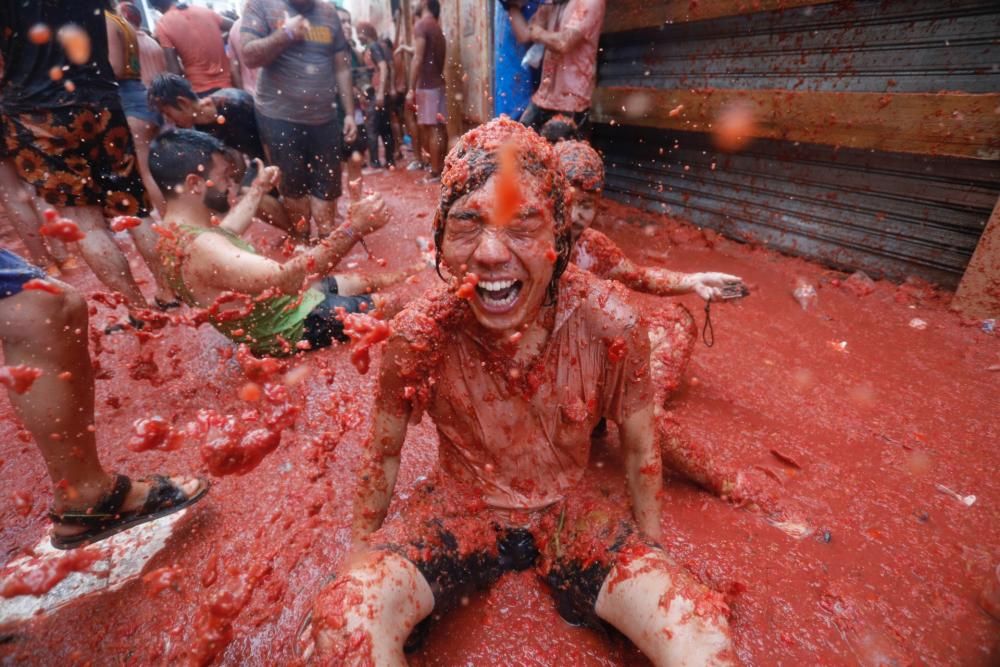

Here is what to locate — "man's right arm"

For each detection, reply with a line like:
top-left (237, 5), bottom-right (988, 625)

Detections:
top-left (241, 8), bottom-right (308, 69)
top-left (351, 336), bottom-right (414, 546)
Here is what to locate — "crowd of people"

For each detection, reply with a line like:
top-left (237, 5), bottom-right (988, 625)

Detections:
top-left (0, 1), bottom-right (783, 665)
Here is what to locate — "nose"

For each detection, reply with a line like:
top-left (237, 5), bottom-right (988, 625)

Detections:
top-left (472, 228), bottom-right (512, 267)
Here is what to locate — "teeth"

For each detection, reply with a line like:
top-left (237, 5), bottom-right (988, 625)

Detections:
top-left (479, 279), bottom-right (515, 291)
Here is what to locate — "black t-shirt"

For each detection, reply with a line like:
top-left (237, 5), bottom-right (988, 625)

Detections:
top-left (0, 0), bottom-right (120, 113)
top-left (197, 88), bottom-right (264, 161)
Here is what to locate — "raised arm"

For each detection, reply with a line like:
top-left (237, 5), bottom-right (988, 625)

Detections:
top-left (200, 191), bottom-right (391, 296)
top-left (351, 336), bottom-right (415, 548)
top-left (220, 159), bottom-right (278, 236)
top-left (506, 3), bottom-right (549, 45)
top-left (241, 12), bottom-right (309, 69)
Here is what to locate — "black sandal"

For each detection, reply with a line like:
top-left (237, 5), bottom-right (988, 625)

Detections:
top-left (49, 474), bottom-right (209, 550)
top-left (103, 315), bottom-right (146, 335)
top-left (154, 297), bottom-right (182, 312)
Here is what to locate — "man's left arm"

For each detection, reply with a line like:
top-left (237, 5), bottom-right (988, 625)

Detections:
top-left (221, 159), bottom-right (279, 235)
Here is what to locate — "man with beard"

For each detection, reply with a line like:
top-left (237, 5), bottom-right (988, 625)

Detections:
top-left (148, 130), bottom-right (425, 357)
top-left (305, 119), bottom-right (735, 665)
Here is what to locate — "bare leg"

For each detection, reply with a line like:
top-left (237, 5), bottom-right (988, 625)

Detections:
top-left (0, 161), bottom-right (58, 269)
top-left (63, 205), bottom-right (148, 308)
top-left (128, 218), bottom-right (176, 304)
top-left (28, 194), bottom-right (70, 266)
top-left (0, 284), bottom-right (199, 525)
top-left (428, 124), bottom-right (447, 176)
top-left (312, 196), bottom-right (339, 239)
top-left (125, 116), bottom-right (166, 216)
top-left (595, 550), bottom-right (735, 667)
top-left (312, 551), bottom-right (434, 665)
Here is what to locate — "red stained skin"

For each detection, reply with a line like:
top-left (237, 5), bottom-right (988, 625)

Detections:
top-left (21, 279), bottom-right (62, 295)
top-left (0, 550), bottom-right (101, 598)
top-left (0, 365), bottom-right (42, 394)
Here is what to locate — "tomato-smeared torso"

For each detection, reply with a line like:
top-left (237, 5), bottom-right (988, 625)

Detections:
top-left (394, 266), bottom-right (652, 510)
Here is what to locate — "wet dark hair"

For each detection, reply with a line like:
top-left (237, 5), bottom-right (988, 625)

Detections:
top-left (540, 115), bottom-right (578, 143)
top-left (149, 129), bottom-right (227, 195)
top-left (149, 0), bottom-right (173, 12)
top-left (147, 73), bottom-right (197, 109)
top-left (356, 21), bottom-right (377, 42)
top-left (554, 140), bottom-right (604, 193)
top-left (432, 118), bottom-right (571, 305)
top-left (425, 0), bottom-right (441, 19)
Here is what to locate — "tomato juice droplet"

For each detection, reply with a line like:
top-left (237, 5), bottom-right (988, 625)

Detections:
top-left (28, 23), bottom-right (51, 45)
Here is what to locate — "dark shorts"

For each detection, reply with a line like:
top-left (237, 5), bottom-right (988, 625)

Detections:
top-left (368, 472), bottom-right (655, 649)
top-left (256, 112), bottom-right (342, 201)
top-left (520, 103), bottom-right (591, 139)
top-left (0, 249), bottom-right (46, 299)
top-left (3, 104), bottom-right (151, 217)
top-left (118, 79), bottom-right (162, 126)
top-left (301, 277), bottom-right (375, 348)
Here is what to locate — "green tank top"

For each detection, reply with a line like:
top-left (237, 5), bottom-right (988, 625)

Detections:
top-left (162, 225), bottom-right (325, 357)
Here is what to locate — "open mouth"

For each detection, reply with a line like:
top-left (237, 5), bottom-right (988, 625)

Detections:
top-left (475, 279), bottom-right (523, 313)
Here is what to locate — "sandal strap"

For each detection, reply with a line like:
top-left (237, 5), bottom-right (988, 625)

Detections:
top-left (49, 474), bottom-right (132, 527)
top-left (140, 474), bottom-right (188, 514)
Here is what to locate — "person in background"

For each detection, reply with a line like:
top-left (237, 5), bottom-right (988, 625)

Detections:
top-left (106, 6), bottom-right (167, 214)
top-left (408, 0), bottom-right (447, 181)
top-left (357, 22), bottom-right (395, 169)
top-left (335, 6), bottom-right (369, 185)
top-left (147, 73), bottom-right (291, 237)
top-left (227, 15), bottom-right (259, 95)
top-left (386, 36), bottom-right (407, 165)
top-left (151, 0), bottom-right (234, 97)
top-left (240, 0), bottom-right (358, 240)
top-left (149, 129), bottom-right (425, 357)
top-left (397, 4), bottom-right (425, 171)
top-left (0, 249), bottom-right (209, 550)
top-left (115, 1), bottom-right (168, 88)
top-left (504, 0), bottom-right (605, 136)
top-left (1, 0), bottom-right (176, 319)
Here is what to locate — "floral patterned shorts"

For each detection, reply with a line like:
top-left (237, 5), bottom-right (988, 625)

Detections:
top-left (3, 104), bottom-right (150, 218)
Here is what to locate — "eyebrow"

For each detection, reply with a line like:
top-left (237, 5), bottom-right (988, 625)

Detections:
top-left (448, 209), bottom-right (482, 220)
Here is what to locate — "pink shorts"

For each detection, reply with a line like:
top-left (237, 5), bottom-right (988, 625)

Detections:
top-left (415, 87), bottom-right (447, 126)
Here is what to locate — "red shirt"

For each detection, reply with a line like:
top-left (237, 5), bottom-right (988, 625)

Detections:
top-left (155, 5), bottom-right (231, 93)
top-left (530, 0), bottom-right (605, 113)
top-left (392, 266), bottom-right (652, 510)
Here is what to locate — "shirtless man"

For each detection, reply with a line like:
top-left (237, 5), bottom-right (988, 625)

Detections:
top-left (148, 129), bottom-right (424, 357)
top-left (307, 119), bottom-right (735, 665)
